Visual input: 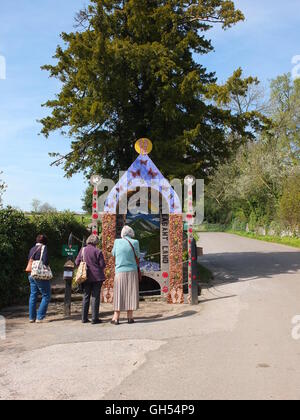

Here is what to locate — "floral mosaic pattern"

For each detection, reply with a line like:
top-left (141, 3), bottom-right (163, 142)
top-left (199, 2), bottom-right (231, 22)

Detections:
top-left (101, 213), bottom-right (116, 303)
top-left (168, 214), bottom-right (184, 304)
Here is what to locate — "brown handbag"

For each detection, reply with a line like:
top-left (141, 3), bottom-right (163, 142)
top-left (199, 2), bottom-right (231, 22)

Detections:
top-left (124, 238), bottom-right (142, 282)
top-left (25, 246), bottom-right (42, 273)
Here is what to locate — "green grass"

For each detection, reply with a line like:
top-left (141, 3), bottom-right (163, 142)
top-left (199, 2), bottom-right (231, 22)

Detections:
top-left (195, 222), bottom-right (300, 249)
top-left (228, 230), bottom-right (300, 249)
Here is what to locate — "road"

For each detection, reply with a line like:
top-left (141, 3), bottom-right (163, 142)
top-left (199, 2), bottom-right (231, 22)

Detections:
top-left (1, 233), bottom-right (300, 400)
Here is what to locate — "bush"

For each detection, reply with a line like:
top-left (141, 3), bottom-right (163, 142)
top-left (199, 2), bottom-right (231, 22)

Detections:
top-left (30, 212), bottom-right (88, 258)
top-left (231, 210), bottom-right (247, 231)
top-left (0, 209), bottom-right (88, 309)
top-left (0, 208), bottom-right (33, 308)
top-left (248, 211), bottom-right (257, 233)
top-left (279, 172), bottom-right (300, 235)
top-left (268, 221), bottom-right (284, 236)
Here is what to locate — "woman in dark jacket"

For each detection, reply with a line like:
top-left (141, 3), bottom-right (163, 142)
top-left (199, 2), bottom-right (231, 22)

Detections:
top-left (75, 234), bottom-right (106, 325)
top-left (28, 234), bottom-right (51, 323)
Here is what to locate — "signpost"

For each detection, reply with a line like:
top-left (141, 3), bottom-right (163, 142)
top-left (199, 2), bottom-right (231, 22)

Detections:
top-left (62, 245), bottom-right (78, 258)
top-left (63, 234), bottom-right (78, 317)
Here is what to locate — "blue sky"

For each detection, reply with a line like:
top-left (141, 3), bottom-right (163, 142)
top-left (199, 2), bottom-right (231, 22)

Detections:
top-left (0, 0), bottom-right (299, 211)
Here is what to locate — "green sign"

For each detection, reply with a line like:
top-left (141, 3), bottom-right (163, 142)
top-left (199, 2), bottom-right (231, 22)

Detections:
top-left (62, 245), bottom-right (79, 257)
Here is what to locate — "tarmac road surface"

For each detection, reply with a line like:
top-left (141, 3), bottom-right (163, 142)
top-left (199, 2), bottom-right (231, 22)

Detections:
top-left (1, 233), bottom-right (300, 400)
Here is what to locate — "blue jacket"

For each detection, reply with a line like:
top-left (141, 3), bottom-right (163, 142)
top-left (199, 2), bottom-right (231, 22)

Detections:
top-left (112, 237), bottom-right (140, 274)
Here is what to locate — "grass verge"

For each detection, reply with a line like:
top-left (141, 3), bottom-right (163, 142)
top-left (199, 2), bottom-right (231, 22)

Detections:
top-left (196, 223), bottom-right (300, 249)
top-left (227, 230), bottom-right (300, 249)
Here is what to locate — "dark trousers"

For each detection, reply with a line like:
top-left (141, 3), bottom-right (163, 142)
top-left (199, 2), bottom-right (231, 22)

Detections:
top-left (82, 282), bottom-right (102, 322)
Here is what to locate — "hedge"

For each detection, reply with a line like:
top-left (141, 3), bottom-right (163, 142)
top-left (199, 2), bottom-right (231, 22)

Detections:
top-left (0, 208), bottom-right (88, 309)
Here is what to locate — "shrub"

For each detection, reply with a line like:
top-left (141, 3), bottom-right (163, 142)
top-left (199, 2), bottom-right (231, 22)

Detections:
top-left (279, 171), bottom-right (300, 235)
top-left (248, 211), bottom-right (257, 233)
top-left (268, 221), bottom-right (284, 236)
top-left (0, 209), bottom-right (88, 309)
top-left (0, 208), bottom-right (33, 308)
top-left (30, 212), bottom-right (88, 258)
top-left (231, 210), bottom-right (247, 231)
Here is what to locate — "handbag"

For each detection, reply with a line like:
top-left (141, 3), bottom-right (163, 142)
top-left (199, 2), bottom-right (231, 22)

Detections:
top-left (31, 246), bottom-right (53, 281)
top-left (25, 245), bottom-right (41, 273)
top-left (124, 238), bottom-right (142, 282)
top-left (75, 248), bottom-right (88, 285)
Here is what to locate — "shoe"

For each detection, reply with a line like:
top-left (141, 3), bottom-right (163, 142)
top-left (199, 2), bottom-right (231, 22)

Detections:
top-left (36, 319), bottom-right (44, 324)
top-left (29, 319), bottom-right (36, 324)
top-left (128, 319), bottom-right (135, 324)
top-left (111, 320), bottom-right (120, 325)
top-left (92, 319), bottom-right (102, 325)
top-left (82, 319), bottom-right (91, 324)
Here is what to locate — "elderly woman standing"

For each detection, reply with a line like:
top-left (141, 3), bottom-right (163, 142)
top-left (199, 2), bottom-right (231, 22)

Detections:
top-left (111, 226), bottom-right (140, 325)
top-left (27, 234), bottom-right (51, 323)
top-left (75, 234), bottom-right (106, 325)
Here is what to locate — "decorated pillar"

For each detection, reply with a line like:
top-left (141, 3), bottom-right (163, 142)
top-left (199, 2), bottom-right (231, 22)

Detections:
top-left (90, 175), bottom-right (102, 235)
top-left (168, 214), bottom-right (184, 304)
top-left (101, 213), bottom-right (116, 303)
top-left (184, 176), bottom-right (196, 305)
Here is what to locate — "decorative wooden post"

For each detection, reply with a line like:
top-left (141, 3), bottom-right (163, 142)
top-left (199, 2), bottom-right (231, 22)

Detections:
top-left (190, 238), bottom-right (199, 305)
top-left (64, 260), bottom-right (74, 316)
top-left (184, 175), bottom-right (199, 305)
top-left (63, 233), bottom-right (75, 316)
top-left (101, 213), bottom-right (116, 303)
top-left (90, 176), bottom-right (101, 236)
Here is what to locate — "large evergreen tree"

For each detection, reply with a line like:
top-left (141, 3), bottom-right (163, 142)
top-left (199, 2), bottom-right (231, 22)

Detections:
top-left (41, 0), bottom-right (263, 180)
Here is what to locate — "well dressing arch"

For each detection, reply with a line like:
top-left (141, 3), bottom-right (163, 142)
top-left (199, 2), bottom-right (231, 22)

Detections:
top-left (91, 139), bottom-right (185, 304)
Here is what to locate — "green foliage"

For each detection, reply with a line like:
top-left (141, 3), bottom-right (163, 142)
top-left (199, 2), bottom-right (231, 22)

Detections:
top-left (82, 185), bottom-right (93, 213)
top-left (30, 212), bottom-right (88, 258)
top-left (0, 208), bottom-right (33, 308)
top-left (228, 231), bottom-right (300, 249)
top-left (232, 209), bottom-right (247, 231)
top-left (268, 221), bottom-right (284, 237)
top-left (40, 0), bottom-right (264, 181)
top-left (269, 74), bottom-right (300, 163)
top-left (198, 222), bottom-right (228, 232)
top-left (279, 171), bottom-right (300, 233)
top-left (0, 209), bottom-right (88, 308)
top-left (248, 211), bottom-right (257, 232)
top-left (205, 73), bottom-right (299, 235)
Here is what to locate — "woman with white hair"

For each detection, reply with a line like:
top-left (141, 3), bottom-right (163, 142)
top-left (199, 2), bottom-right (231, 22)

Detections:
top-left (75, 234), bottom-right (106, 325)
top-left (111, 225), bottom-right (140, 325)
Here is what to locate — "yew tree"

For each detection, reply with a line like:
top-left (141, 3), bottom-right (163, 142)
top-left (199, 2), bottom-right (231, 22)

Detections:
top-left (41, 0), bottom-right (263, 180)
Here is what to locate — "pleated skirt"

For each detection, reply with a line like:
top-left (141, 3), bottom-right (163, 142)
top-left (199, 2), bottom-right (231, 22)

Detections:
top-left (114, 271), bottom-right (139, 311)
